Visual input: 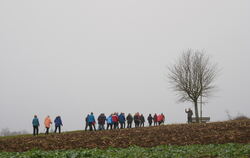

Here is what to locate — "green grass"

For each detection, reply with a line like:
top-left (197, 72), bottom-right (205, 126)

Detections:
top-left (0, 143), bottom-right (249, 158)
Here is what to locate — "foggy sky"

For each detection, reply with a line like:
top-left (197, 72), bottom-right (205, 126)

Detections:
top-left (0, 0), bottom-right (250, 132)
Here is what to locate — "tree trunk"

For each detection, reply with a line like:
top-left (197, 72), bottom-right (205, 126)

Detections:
top-left (194, 100), bottom-right (199, 123)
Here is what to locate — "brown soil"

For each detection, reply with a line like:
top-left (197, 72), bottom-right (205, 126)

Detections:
top-left (0, 120), bottom-right (249, 152)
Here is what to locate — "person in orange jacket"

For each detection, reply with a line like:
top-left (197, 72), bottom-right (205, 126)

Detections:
top-left (44, 115), bottom-right (52, 135)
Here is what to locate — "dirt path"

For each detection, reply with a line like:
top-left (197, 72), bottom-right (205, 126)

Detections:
top-left (0, 120), bottom-right (249, 152)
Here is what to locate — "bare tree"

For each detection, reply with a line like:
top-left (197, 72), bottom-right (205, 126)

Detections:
top-left (168, 49), bottom-right (218, 123)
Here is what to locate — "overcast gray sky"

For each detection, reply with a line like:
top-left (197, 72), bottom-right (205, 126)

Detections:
top-left (0, 0), bottom-right (249, 132)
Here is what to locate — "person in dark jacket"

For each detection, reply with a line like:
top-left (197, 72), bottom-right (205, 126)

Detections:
top-left (147, 114), bottom-right (153, 126)
top-left (87, 112), bottom-right (96, 131)
top-left (85, 114), bottom-right (89, 131)
top-left (185, 108), bottom-right (193, 123)
top-left (54, 116), bottom-right (63, 133)
top-left (98, 113), bottom-right (106, 130)
top-left (32, 115), bottom-right (40, 136)
top-left (134, 112), bottom-right (140, 128)
top-left (118, 113), bottom-right (126, 129)
top-left (140, 114), bottom-right (145, 127)
top-left (153, 113), bottom-right (158, 126)
top-left (126, 113), bottom-right (133, 128)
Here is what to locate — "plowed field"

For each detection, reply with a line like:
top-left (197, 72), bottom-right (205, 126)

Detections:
top-left (0, 120), bottom-right (249, 152)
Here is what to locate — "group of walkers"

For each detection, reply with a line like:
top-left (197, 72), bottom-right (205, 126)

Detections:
top-left (32, 115), bottom-right (63, 136)
top-left (31, 109), bottom-right (194, 135)
top-left (85, 112), bottom-right (165, 131)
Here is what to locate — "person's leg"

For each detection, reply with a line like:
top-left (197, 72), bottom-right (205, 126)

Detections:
top-left (45, 128), bottom-right (48, 134)
top-left (33, 126), bottom-right (36, 136)
top-left (54, 126), bottom-right (57, 133)
top-left (36, 126), bottom-right (39, 135)
top-left (85, 123), bottom-right (88, 131)
top-left (89, 123), bottom-right (93, 131)
top-left (59, 126), bottom-right (61, 133)
top-left (188, 117), bottom-right (192, 123)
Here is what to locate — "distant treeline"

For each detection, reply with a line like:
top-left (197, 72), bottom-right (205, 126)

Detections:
top-left (0, 128), bottom-right (29, 136)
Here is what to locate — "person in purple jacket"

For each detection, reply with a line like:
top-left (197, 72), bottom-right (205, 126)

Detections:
top-left (54, 116), bottom-right (63, 133)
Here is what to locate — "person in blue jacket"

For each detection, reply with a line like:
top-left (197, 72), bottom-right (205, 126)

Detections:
top-left (54, 116), bottom-right (63, 133)
top-left (87, 112), bottom-right (96, 131)
top-left (32, 115), bottom-right (40, 136)
top-left (106, 114), bottom-right (113, 130)
top-left (118, 113), bottom-right (126, 129)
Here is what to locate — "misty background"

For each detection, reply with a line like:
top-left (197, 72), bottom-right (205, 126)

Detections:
top-left (0, 0), bottom-right (249, 133)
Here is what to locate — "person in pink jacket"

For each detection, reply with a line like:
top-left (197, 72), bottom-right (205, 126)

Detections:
top-left (44, 115), bottom-right (52, 135)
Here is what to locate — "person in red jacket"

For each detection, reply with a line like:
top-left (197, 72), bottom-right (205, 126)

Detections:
top-left (157, 113), bottom-right (165, 125)
top-left (112, 113), bottom-right (119, 129)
